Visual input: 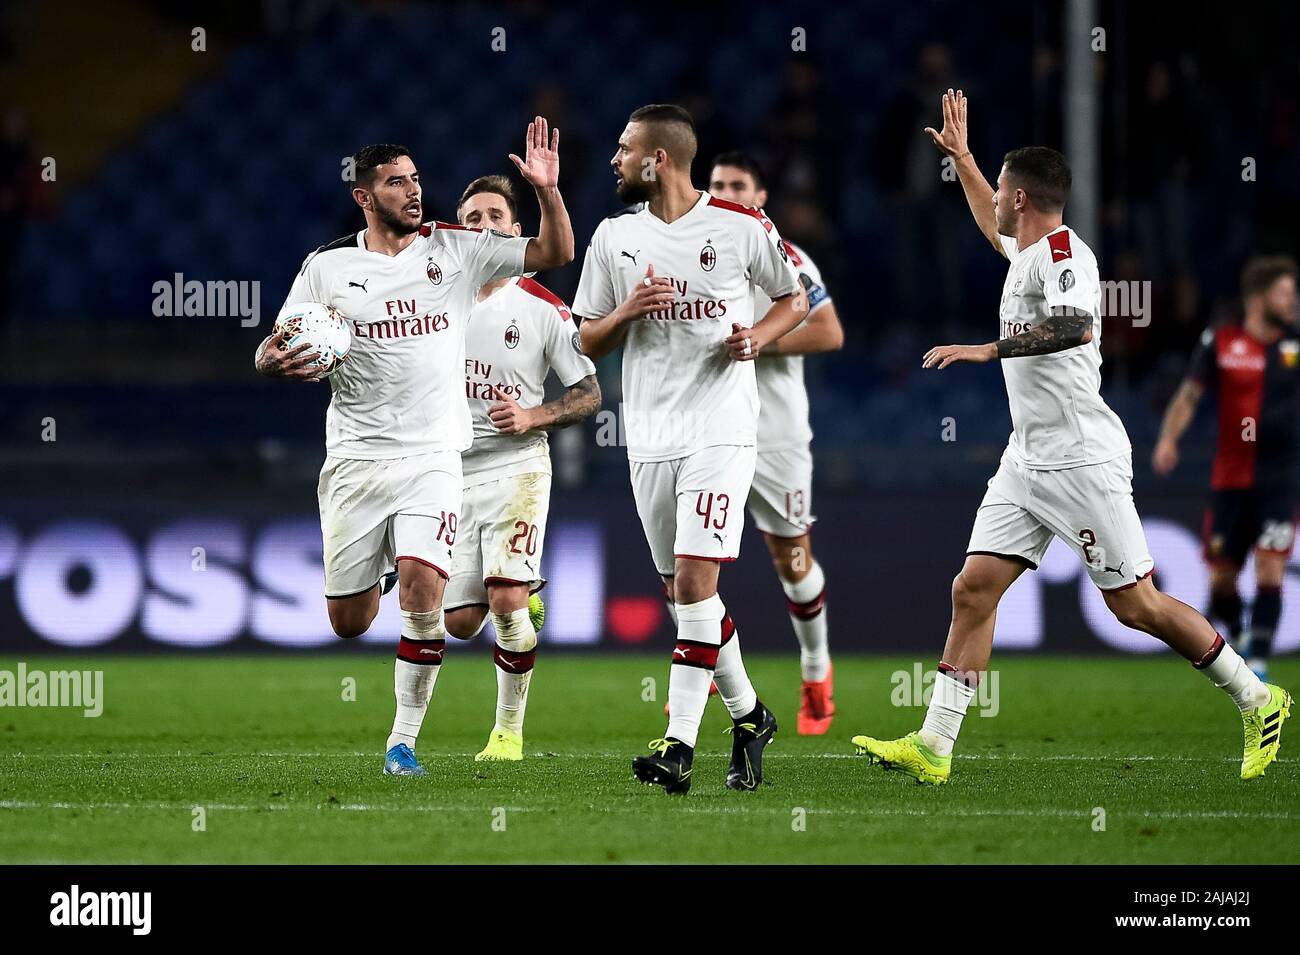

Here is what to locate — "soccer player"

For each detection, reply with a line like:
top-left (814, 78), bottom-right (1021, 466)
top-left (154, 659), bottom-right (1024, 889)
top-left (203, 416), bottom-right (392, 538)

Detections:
top-left (851, 90), bottom-right (1291, 784)
top-left (253, 120), bottom-right (574, 777)
top-left (575, 104), bottom-right (806, 794)
top-left (708, 151), bottom-right (844, 734)
top-left (442, 174), bottom-right (600, 762)
top-left (1154, 255), bottom-right (1299, 680)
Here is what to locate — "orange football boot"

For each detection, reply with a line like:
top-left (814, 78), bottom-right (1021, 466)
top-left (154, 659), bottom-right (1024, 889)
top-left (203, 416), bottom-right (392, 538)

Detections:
top-left (797, 664), bottom-right (835, 735)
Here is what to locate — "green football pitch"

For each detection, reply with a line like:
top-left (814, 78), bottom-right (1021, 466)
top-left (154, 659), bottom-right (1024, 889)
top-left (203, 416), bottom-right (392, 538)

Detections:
top-left (1, 653), bottom-right (1296, 864)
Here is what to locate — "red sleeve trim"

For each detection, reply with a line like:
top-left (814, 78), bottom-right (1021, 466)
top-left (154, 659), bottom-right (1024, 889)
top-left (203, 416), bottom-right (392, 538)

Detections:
top-left (517, 277), bottom-right (573, 322)
top-left (706, 195), bottom-right (774, 232)
top-left (419, 222), bottom-right (481, 236)
top-left (782, 241), bottom-right (803, 267)
top-left (1046, 230), bottom-right (1073, 261)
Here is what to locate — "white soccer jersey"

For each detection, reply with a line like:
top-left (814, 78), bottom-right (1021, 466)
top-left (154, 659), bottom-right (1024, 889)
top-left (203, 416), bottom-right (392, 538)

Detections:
top-left (996, 225), bottom-right (1130, 469)
top-left (462, 276), bottom-right (596, 485)
top-left (752, 241), bottom-right (832, 451)
top-left (572, 192), bottom-right (800, 462)
top-left (283, 223), bottom-right (530, 460)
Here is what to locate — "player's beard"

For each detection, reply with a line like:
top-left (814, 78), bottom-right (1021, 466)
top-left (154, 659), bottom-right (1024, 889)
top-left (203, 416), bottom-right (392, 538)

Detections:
top-left (994, 207), bottom-right (1014, 238)
top-left (1264, 306), bottom-right (1295, 331)
top-left (374, 199), bottom-right (422, 236)
top-left (616, 172), bottom-right (656, 205)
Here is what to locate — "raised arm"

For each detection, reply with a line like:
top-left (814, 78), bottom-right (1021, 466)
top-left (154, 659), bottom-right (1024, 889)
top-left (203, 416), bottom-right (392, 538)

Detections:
top-left (510, 116), bottom-right (575, 272)
top-left (925, 89), bottom-right (1004, 258)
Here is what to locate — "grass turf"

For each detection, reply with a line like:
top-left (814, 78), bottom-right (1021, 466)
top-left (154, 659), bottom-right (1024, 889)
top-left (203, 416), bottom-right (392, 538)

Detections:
top-left (0, 653), bottom-right (1296, 863)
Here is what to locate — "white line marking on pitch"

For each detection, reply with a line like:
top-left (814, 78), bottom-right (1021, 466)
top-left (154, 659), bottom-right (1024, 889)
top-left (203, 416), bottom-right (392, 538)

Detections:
top-left (0, 751), bottom-right (1253, 763)
top-left (0, 799), bottom-right (1294, 822)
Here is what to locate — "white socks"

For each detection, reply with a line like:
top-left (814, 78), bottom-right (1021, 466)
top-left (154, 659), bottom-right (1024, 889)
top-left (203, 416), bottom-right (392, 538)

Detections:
top-left (666, 594), bottom-right (725, 747)
top-left (919, 669), bottom-right (975, 757)
top-left (782, 562), bottom-right (830, 682)
top-left (387, 607), bottom-right (444, 752)
top-left (492, 607), bottom-right (537, 736)
top-left (714, 614), bottom-right (758, 719)
top-left (1198, 637), bottom-right (1270, 712)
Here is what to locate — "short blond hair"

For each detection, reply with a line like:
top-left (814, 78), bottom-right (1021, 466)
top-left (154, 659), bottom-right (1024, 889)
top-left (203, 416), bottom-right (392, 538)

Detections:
top-left (457, 175), bottom-right (517, 223)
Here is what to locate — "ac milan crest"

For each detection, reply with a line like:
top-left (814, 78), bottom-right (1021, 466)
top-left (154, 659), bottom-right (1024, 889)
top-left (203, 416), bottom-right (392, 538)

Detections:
top-left (505, 323), bottom-right (520, 349)
top-left (700, 242), bottom-right (716, 272)
top-left (426, 260), bottom-right (443, 285)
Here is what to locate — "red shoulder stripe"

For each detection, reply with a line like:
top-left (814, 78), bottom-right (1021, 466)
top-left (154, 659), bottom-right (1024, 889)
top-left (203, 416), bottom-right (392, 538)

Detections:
top-left (419, 221), bottom-right (481, 236)
top-left (706, 195), bottom-right (774, 232)
top-left (782, 240), bottom-right (803, 267)
top-left (1046, 229), bottom-right (1072, 261)
top-left (517, 277), bottom-right (572, 322)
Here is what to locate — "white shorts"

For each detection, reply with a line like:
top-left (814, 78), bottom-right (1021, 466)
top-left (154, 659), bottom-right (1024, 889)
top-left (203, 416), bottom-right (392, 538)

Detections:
top-left (747, 445), bottom-right (815, 538)
top-left (317, 450), bottom-right (462, 599)
top-left (630, 445), bottom-right (757, 576)
top-left (967, 453), bottom-right (1154, 590)
top-left (444, 470), bottom-right (551, 610)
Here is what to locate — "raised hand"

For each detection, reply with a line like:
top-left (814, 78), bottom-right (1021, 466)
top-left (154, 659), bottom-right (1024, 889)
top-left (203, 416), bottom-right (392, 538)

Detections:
top-left (509, 115), bottom-right (560, 190)
top-left (924, 88), bottom-right (970, 159)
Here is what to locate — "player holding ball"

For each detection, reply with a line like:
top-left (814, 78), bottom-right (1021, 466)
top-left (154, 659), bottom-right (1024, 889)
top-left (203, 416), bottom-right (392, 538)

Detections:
top-left (255, 120), bottom-right (573, 778)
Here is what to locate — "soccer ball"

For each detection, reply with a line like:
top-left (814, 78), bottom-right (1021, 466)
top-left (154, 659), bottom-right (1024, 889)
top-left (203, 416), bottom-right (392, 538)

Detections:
top-left (273, 302), bottom-right (351, 378)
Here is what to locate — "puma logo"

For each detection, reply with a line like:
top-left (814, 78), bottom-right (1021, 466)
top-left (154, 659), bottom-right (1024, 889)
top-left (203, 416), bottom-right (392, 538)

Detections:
top-left (348, 279), bottom-right (369, 292)
top-left (620, 250), bottom-right (640, 265)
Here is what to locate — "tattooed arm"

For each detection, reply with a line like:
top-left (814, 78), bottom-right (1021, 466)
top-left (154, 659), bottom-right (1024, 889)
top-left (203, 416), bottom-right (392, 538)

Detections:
top-left (922, 307), bottom-right (1094, 370)
top-left (530, 374), bottom-right (602, 431)
top-left (997, 307), bottom-right (1094, 358)
top-left (487, 375), bottom-right (602, 435)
